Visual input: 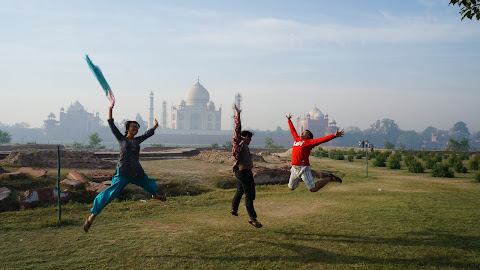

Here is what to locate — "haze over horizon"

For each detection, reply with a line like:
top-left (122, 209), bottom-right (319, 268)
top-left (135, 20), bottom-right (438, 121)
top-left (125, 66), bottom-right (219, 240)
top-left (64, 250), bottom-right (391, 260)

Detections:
top-left (1, 0), bottom-right (479, 133)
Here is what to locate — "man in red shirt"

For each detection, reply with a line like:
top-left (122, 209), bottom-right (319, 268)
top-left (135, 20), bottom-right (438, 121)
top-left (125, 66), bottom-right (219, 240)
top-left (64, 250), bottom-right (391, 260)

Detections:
top-left (287, 113), bottom-right (344, 192)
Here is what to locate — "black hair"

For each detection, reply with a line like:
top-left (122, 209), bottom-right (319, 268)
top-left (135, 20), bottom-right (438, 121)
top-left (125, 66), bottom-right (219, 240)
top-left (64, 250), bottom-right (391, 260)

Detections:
top-left (241, 130), bottom-right (254, 138)
top-left (124, 121), bottom-right (140, 136)
top-left (305, 129), bottom-right (313, 139)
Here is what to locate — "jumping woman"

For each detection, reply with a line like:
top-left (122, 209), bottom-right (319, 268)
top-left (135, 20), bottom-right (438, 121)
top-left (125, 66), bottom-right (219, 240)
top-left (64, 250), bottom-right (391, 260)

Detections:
top-left (84, 105), bottom-right (166, 232)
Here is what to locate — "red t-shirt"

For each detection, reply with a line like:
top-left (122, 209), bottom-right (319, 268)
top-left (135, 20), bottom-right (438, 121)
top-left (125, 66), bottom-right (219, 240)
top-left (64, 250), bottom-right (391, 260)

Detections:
top-left (288, 119), bottom-right (335, 166)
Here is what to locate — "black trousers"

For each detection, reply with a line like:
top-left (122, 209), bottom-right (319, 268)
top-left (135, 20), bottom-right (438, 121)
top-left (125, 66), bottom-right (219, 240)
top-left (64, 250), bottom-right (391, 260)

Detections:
top-left (231, 169), bottom-right (257, 220)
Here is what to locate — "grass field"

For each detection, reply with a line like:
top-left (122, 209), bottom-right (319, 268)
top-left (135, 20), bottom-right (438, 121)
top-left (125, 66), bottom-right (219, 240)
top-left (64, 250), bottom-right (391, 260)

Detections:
top-left (1, 154), bottom-right (480, 269)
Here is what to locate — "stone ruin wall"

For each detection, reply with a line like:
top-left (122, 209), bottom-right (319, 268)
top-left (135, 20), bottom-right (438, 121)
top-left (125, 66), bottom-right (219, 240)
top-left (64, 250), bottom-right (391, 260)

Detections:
top-left (1, 149), bottom-right (114, 169)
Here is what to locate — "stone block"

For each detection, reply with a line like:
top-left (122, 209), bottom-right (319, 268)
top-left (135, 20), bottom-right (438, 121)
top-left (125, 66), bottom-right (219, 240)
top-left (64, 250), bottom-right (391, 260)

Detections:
top-left (0, 187), bottom-right (12, 201)
top-left (17, 167), bottom-right (48, 178)
top-left (18, 187), bottom-right (71, 209)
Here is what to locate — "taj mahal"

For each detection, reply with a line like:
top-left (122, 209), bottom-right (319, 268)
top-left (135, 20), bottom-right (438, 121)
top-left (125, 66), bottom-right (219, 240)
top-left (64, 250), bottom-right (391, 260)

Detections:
top-left (170, 79), bottom-right (222, 130)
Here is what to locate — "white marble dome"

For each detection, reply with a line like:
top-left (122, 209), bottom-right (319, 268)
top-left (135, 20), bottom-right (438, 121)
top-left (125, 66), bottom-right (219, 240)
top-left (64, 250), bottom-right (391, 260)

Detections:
top-left (309, 106), bottom-right (323, 119)
top-left (207, 100), bottom-right (215, 110)
top-left (67, 101), bottom-right (85, 113)
top-left (186, 82), bottom-right (210, 106)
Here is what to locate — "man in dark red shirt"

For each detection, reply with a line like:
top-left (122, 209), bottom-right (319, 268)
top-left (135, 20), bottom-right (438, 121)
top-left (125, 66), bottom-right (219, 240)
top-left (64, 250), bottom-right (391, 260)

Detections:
top-left (231, 105), bottom-right (262, 228)
top-left (287, 113), bottom-right (344, 192)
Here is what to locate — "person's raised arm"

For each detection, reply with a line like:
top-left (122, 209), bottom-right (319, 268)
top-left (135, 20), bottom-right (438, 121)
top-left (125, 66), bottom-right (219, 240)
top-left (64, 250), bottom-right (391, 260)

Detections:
top-left (233, 105), bottom-right (242, 145)
top-left (108, 105), bottom-right (113, 120)
top-left (152, 118), bottom-right (159, 130)
top-left (335, 129), bottom-right (344, 138)
top-left (286, 113), bottom-right (300, 141)
top-left (107, 105), bottom-right (123, 141)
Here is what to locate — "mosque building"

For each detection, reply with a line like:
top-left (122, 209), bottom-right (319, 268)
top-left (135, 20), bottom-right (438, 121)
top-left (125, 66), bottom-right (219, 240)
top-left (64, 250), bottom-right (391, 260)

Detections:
top-left (43, 101), bottom-right (102, 141)
top-left (296, 106), bottom-right (338, 138)
top-left (170, 79), bottom-right (222, 130)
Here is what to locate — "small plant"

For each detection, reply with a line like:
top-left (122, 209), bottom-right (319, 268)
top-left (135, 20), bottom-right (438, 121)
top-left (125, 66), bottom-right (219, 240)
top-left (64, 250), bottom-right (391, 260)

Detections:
top-left (431, 163), bottom-right (454, 178)
top-left (347, 155), bottom-right (354, 162)
top-left (150, 143), bottom-right (164, 147)
top-left (71, 142), bottom-right (85, 148)
top-left (209, 143), bottom-right (219, 148)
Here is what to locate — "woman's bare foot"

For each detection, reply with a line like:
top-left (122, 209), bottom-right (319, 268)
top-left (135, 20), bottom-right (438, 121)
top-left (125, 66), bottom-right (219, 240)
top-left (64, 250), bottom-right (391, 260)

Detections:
top-left (83, 214), bottom-right (95, 233)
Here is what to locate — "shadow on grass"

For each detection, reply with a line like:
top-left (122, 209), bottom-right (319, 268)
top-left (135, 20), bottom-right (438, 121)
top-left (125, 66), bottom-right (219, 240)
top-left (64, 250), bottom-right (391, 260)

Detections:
top-left (147, 229), bottom-right (480, 269)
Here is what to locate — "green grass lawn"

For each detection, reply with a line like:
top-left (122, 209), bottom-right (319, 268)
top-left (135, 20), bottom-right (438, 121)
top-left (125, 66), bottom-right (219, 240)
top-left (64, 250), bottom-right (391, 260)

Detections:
top-left (1, 155), bottom-right (480, 269)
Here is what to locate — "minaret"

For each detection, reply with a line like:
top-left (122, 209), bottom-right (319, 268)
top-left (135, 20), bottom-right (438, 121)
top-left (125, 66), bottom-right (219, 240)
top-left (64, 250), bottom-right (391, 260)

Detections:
top-left (161, 101), bottom-right (167, 129)
top-left (148, 91), bottom-right (154, 129)
top-left (233, 93), bottom-right (242, 129)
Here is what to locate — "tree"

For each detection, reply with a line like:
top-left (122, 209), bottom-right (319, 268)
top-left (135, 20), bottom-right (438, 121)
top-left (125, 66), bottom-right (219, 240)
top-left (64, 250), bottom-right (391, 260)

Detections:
top-left (448, 137), bottom-right (469, 151)
top-left (265, 137), bottom-right (283, 148)
top-left (265, 137), bottom-right (275, 148)
top-left (421, 126), bottom-right (437, 141)
top-left (0, 129), bottom-right (12, 143)
top-left (450, 121), bottom-right (470, 140)
top-left (396, 130), bottom-right (422, 150)
top-left (88, 132), bottom-right (105, 149)
top-left (384, 141), bottom-right (395, 149)
top-left (222, 141), bottom-right (233, 149)
top-left (365, 118), bottom-right (401, 147)
top-left (449, 0), bottom-right (480, 20)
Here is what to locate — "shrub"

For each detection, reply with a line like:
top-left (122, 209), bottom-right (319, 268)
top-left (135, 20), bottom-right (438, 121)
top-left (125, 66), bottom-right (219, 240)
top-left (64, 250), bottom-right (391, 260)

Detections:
top-left (431, 163), bottom-right (454, 178)
top-left (469, 159), bottom-right (479, 171)
top-left (346, 148), bottom-right (356, 156)
top-left (474, 171), bottom-right (480, 182)
top-left (369, 151), bottom-right (379, 159)
top-left (424, 157), bottom-right (437, 169)
top-left (334, 152), bottom-right (345, 160)
top-left (458, 152), bottom-right (470, 161)
top-left (434, 153), bottom-right (443, 163)
top-left (387, 155), bottom-right (402, 169)
top-left (356, 153), bottom-right (364, 159)
top-left (347, 155), bottom-right (354, 162)
top-left (416, 151), bottom-right (426, 159)
top-left (373, 155), bottom-right (386, 167)
top-left (453, 160), bottom-right (467, 173)
top-left (404, 154), bottom-right (415, 167)
top-left (447, 155), bottom-right (458, 166)
top-left (408, 159), bottom-right (424, 173)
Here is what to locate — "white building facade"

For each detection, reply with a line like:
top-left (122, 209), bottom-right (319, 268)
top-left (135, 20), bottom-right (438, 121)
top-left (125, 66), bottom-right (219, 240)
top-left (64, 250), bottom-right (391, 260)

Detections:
top-left (171, 80), bottom-right (221, 130)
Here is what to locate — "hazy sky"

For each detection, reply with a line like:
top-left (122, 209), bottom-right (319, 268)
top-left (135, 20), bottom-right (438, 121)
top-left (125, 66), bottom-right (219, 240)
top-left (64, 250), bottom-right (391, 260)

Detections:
top-left (1, 0), bottom-right (479, 133)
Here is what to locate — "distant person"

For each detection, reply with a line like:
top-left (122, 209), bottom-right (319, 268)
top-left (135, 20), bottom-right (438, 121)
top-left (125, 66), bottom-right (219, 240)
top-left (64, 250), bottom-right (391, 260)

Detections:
top-left (84, 105), bottom-right (166, 233)
top-left (370, 144), bottom-right (374, 152)
top-left (286, 113), bottom-right (344, 192)
top-left (230, 105), bottom-right (262, 228)
top-left (359, 140), bottom-right (365, 148)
